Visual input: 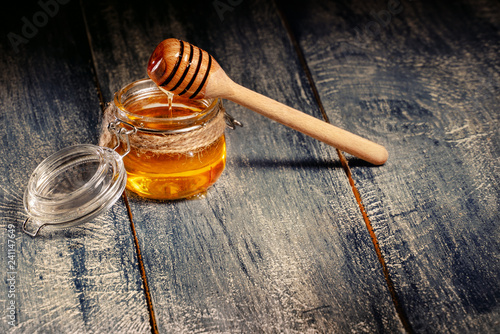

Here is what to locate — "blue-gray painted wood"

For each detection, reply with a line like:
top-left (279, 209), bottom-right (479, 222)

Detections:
top-left (280, 0), bottom-right (500, 332)
top-left (5, 0), bottom-right (497, 332)
top-left (84, 0), bottom-right (404, 332)
top-left (0, 2), bottom-right (150, 332)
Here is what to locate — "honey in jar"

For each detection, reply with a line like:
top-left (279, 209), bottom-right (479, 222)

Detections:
top-left (107, 79), bottom-right (227, 200)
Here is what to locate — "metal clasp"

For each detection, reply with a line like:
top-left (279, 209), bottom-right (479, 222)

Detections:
top-left (224, 112), bottom-right (243, 130)
top-left (107, 121), bottom-right (137, 157)
top-left (22, 217), bottom-right (45, 237)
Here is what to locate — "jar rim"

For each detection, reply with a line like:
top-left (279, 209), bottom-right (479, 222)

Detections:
top-left (113, 78), bottom-right (221, 133)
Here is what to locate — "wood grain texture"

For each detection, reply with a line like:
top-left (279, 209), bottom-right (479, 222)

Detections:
top-left (0, 2), bottom-right (150, 332)
top-left (280, 0), bottom-right (500, 332)
top-left (83, 0), bottom-right (404, 332)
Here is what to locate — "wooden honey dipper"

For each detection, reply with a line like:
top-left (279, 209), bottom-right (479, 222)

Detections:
top-left (147, 39), bottom-right (388, 165)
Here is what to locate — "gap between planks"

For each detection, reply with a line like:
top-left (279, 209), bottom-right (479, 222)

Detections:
top-left (80, 1), bottom-right (159, 332)
top-left (274, 1), bottom-right (415, 333)
top-left (122, 193), bottom-right (159, 334)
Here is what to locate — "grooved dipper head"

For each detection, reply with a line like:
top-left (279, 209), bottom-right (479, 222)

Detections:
top-left (147, 38), bottom-right (220, 99)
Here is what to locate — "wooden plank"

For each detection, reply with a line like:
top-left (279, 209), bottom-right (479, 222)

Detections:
top-left (280, 0), bottom-right (500, 332)
top-left (0, 2), bottom-right (150, 332)
top-left (83, 0), bottom-right (406, 332)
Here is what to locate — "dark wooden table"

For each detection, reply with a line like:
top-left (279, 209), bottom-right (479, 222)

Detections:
top-left (1, 0), bottom-right (498, 332)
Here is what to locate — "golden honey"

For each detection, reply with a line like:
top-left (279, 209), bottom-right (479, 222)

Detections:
top-left (112, 79), bottom-right (226, 200)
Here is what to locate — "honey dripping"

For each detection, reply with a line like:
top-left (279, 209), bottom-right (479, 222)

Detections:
top-left (159, 86), bottom-right (174, 117)
top-left (120, 92), bottom-right (226, 200)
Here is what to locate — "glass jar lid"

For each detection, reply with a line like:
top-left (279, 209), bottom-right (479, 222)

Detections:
top-left (23, 144), bottom-right (127, 237)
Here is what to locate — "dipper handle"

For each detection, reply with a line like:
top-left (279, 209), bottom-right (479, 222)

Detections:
top-left (222, 80), bottom-right (388, 165)
top-left (147, 39), bottom-right (388, 165)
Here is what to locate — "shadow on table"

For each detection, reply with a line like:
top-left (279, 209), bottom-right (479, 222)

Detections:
top-left (230, 156), bottom-right (378, 169)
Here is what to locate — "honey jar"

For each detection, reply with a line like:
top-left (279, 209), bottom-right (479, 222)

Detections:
top-left (23, 78), bottom-right (239, 236)
top-left (102, 78), bottom-right (228, 200)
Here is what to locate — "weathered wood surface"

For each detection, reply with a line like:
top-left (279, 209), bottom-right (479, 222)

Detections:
top-left (84, 0), bottom-right (404, 332)
top-left (0, 2), bottom-right (150, 333)
top-left (280, 0), bottom-right (500, 332)
top-left (2, 0), bottom-right (498, 332)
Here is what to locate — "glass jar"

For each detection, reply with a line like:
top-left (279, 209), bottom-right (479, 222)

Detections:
top-left (23, 78), bottom-right (239, 236)
top-left (106, 78), bottom-right (227, 200)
